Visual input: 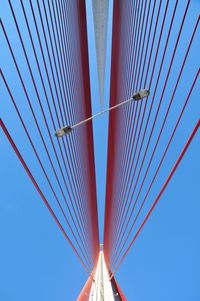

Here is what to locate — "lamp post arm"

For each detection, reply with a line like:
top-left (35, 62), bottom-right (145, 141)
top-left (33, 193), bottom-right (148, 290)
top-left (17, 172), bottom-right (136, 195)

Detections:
top-left (55, 89), bottom-right (150, 137)
top-left (72, 96), bottom-right (134, 129)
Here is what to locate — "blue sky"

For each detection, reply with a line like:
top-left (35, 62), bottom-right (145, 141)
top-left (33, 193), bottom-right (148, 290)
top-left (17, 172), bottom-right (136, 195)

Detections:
top-left (0, 1), bottom-right (200, 300)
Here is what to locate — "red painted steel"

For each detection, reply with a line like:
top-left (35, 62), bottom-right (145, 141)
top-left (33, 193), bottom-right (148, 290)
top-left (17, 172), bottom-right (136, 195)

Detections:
top-left (1, 0), bottom-right (99, 273)
top-left (0, 119), bottom-right (92, 275)
top-left (112, 118), bottom-right (200, 276)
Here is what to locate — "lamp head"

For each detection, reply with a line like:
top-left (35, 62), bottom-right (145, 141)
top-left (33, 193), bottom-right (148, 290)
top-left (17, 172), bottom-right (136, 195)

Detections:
top-left (55, 126), bottom-right (72, 137)
top-left (132, 88), bottom-right (150, 100)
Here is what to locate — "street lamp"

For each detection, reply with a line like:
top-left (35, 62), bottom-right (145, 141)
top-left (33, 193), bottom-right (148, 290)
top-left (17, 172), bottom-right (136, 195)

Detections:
top-left (55, 89), bottom-right (150, 138)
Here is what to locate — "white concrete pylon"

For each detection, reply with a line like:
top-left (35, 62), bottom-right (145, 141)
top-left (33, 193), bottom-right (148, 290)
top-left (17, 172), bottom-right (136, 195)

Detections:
top-left (77, 251), bottom-right (127, 300)
top-left (92, 0), bottom-right (109, 107)
top-left (88, 251), bottom-right (121, 300)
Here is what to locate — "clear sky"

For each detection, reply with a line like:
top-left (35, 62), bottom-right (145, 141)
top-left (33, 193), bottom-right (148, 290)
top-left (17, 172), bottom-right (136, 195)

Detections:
top-left (0, 1), bottom-right (200, 301)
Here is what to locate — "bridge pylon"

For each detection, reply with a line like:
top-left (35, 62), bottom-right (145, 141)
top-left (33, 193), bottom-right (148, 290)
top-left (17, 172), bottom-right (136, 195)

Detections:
top-left (77, 247), bottom-right (126, 301)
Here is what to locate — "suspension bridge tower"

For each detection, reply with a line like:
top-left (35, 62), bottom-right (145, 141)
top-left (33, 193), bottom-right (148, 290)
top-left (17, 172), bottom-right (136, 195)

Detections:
top-left (77, 246), bottom-right (126, 301)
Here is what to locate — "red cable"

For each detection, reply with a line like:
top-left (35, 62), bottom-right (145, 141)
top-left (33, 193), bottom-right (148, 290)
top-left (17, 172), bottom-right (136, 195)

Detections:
top-left (112, 0), bottom-right (191, 262)
top-left (29, 0), bottom-right (89, 242)
top-left (112, 0), bottom-right (166, 259)
top-left (0, 118), bottom-right (93, 276)
top-left (1, 5), bottom-right (93, 266)
top-left (111, 0), bottom-right (157, 240)
top-left (0, 69), bottom-right (92, 269)
top-left (111, 118), bottom-right (200, 276)
top-left (111, 0), bottom-right (153, 245)
top-left (34, 0), bottom-right (90, 251)
top-left (113, 68), bottom-right (200, 267)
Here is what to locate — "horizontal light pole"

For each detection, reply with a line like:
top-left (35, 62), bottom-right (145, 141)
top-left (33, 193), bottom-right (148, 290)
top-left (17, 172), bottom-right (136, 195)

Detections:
top-left (55, 89), bottom-right (150, 137)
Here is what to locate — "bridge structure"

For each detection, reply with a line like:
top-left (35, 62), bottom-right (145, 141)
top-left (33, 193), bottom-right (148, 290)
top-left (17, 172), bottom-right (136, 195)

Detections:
top-left (0, 0), bottom-right (199, 300)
